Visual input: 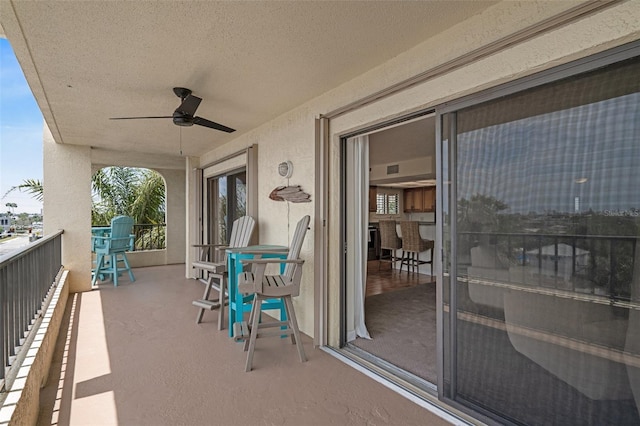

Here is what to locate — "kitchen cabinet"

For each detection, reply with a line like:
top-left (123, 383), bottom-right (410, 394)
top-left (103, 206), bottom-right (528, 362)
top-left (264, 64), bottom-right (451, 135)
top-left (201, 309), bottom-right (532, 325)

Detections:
top-left (404, 186), bottom-right (436, 212)
top-left (369, 186), bottom-right (377, 212)
top-left (423, 186), bottom-right (435, 212)
top-left (404, 188), bottom-right (421, 212)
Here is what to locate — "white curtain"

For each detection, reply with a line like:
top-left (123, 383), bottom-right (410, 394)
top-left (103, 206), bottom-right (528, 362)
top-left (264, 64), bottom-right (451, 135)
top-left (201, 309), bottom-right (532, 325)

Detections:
top-left (351, 135), bottom-right (371, 340)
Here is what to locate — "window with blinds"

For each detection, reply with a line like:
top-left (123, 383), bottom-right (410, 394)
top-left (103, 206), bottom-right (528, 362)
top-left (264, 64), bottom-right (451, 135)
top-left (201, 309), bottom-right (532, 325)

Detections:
top-left (376, 193), bottom-right (399, 214)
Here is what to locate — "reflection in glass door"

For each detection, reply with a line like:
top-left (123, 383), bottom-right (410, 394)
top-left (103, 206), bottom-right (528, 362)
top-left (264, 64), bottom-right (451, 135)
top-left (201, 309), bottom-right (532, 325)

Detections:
top-left (207, 170), bottom-right (246, 245)
top-left (442, 55), bottom-right (640, 425)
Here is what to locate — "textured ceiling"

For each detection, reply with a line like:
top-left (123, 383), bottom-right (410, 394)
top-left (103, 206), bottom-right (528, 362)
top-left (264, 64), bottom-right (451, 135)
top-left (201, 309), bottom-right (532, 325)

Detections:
top-left (1, 0), bottom-right (496, 158)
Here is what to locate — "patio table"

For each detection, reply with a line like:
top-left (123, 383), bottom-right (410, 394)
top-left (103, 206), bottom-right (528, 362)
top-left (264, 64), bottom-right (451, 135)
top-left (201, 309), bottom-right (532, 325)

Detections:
top-left (226, 244), bottom-right (288, 337)
top-left (91, 226), bottom-right (111, 236)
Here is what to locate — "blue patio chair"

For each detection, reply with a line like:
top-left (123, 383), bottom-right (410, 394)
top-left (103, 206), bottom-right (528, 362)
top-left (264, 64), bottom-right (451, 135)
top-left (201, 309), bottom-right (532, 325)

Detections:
top-left (92, 215), bottom-right (136, 287)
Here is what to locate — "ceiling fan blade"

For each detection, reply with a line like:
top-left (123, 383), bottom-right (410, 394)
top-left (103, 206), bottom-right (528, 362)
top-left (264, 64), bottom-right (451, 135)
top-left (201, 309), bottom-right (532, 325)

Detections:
top-left (193, 116), bottom-right (236, 133)
top-left (177, 95), bottom-right (202, 116)
top-left (109, 116), bottom-right (173, 120)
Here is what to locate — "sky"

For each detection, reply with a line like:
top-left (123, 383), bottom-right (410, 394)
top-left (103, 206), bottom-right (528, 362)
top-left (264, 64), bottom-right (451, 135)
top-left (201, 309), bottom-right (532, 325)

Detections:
top-left (457, 93), bottom-right (640, 214)
top-left (0, 37), bottom-right (44, 214)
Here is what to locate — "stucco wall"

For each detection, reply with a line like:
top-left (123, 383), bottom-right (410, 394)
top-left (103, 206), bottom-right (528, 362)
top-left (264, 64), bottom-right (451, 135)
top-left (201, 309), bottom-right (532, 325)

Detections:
top-left (195, 1), bottom-right (640, 342)
top-left (43, 126), bottom-right (93, 293)
top-left (158, 167), bottom-right (185, 265)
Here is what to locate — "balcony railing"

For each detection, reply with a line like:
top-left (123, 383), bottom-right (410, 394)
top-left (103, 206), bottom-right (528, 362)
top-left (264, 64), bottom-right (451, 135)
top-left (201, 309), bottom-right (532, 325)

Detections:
top-left (0, 230), bottom-right (63, 389)
top-left (132, 223), bottom-right (166, 251)
top-left (459, 231), bottom-right (638, 303)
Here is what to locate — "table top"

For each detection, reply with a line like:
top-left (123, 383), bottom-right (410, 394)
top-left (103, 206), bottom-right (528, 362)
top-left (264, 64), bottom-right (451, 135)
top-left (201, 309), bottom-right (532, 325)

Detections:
top-left (226, 244), bottom-right (288, 254)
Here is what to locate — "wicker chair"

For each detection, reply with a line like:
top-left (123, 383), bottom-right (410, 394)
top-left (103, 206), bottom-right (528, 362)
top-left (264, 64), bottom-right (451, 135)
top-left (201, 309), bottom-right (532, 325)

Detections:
top-left (399, 221), bottom-right (434, 274)
top-left (378, 220), bottom-right (402, 270)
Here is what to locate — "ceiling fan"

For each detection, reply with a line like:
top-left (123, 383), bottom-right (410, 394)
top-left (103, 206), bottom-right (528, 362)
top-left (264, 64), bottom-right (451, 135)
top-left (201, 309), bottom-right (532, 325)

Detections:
top-left (110, 87), bottom-right (236, 133)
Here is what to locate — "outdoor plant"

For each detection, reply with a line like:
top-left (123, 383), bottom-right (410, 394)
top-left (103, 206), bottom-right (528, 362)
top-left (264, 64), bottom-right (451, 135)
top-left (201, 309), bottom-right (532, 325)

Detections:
top-left (91, 167), bottom-right (165, 226)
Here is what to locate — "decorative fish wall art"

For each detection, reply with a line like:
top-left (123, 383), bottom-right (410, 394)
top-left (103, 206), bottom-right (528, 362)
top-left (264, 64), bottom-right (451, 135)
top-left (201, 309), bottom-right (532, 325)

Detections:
top-left (269, 185), bottom-right (311, 203)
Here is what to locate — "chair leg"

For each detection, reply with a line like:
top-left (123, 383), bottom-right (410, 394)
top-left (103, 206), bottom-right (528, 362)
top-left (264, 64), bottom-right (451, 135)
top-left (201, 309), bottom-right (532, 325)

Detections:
top-left (92, 254), bottom-right (105, 286)
top-left (245, 297), bottom-right (263, 372)
top-left (282, 296), bottom-right (296, 345)
top-left (400, 250), bottom-right (407, 273)
top-left (122, 253), bottom-right (135, 282)
top-left (196, 275), bottom-right (215, 324)
top-left (112, 254), bottom-right (119, 286)
top-left (284, 296), bottom-right (306, 362)
top-left (217, 275), bottom-right (226, 331)
top-left (244, 295), bottom-right (260, 352)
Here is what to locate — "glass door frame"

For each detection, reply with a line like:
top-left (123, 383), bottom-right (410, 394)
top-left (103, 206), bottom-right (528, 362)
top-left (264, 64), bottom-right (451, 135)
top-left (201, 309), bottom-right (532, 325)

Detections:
top-left (338, 109), bottom-right (440, 393)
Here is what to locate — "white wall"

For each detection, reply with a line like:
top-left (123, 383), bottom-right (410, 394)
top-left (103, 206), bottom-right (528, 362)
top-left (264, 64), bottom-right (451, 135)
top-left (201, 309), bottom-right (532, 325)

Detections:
top-left (43, 125), bottom-right (93, 293)
top-left (369, 156), bottom-right (434, 182)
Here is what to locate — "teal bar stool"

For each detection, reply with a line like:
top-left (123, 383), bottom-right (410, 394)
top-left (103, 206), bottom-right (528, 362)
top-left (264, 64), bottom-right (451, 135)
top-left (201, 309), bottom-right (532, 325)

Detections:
top-left (92, 215), bottom-right (136, 287)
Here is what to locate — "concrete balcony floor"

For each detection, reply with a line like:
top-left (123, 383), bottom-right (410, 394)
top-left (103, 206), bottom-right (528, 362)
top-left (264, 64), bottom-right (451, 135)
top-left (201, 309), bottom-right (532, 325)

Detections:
top-left (37, 264), bottom-right (450, 425)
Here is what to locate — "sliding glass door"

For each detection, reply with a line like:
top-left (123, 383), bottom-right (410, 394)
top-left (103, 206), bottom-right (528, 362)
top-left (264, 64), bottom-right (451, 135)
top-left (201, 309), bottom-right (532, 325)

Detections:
top-left (441, 53), bottom-right (640, 424)
top-left (207, 170), bottom-right (246, 245)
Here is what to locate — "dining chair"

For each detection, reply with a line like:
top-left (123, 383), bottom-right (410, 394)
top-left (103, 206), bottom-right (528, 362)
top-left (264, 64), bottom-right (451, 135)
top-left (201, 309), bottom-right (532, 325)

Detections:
top-left (234, 215), bottom-right (310, 372)
top-left (192, 215), bottom-right (256, 329)
top-left (399, 221), bottom-right (434, 274)
top-left (378, 220), bottom-right (402, 271)
top-left (91, 215), bottom-right (136, 287)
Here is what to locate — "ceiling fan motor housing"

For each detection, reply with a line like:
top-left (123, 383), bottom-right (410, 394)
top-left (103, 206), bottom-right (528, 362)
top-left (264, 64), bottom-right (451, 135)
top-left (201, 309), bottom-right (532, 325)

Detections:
top-left (172, 111), bottom-right (193, 126)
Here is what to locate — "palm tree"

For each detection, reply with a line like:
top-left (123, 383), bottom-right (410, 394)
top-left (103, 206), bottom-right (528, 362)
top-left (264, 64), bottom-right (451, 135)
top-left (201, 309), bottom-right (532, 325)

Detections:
top-left (91, 167), bottom-right (165, 225)
top-left (4, 169), bottom-right (166, 248)
top-left (92, 167), bottom-right (166, 250)
top-left (5, 202), bottom-right (18, 215)
top-left (3, 179), bottom-right (43, 202)
top-left (5, 169), bottom-right (165, 225)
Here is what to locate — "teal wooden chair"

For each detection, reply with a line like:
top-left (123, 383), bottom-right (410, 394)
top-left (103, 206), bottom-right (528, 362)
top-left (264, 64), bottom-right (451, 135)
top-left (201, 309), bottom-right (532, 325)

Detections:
top-left (92, 215), bottom-right (136, 287)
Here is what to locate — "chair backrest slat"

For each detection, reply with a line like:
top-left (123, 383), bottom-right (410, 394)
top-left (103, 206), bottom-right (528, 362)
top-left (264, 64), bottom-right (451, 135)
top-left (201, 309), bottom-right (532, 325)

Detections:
top-left (109, 216), bottom-right (134, 251)
top-left (219, 216), bottom-right (256, 263)
top-left (229, 216), bottom-right (256, 249)
top-left (284, 215), bottom-right (311, 279)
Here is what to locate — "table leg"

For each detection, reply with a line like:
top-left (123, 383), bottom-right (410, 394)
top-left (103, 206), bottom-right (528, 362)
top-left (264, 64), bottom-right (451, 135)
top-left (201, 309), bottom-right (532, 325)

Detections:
top-left (227, 254), bottom-right (236, 337)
